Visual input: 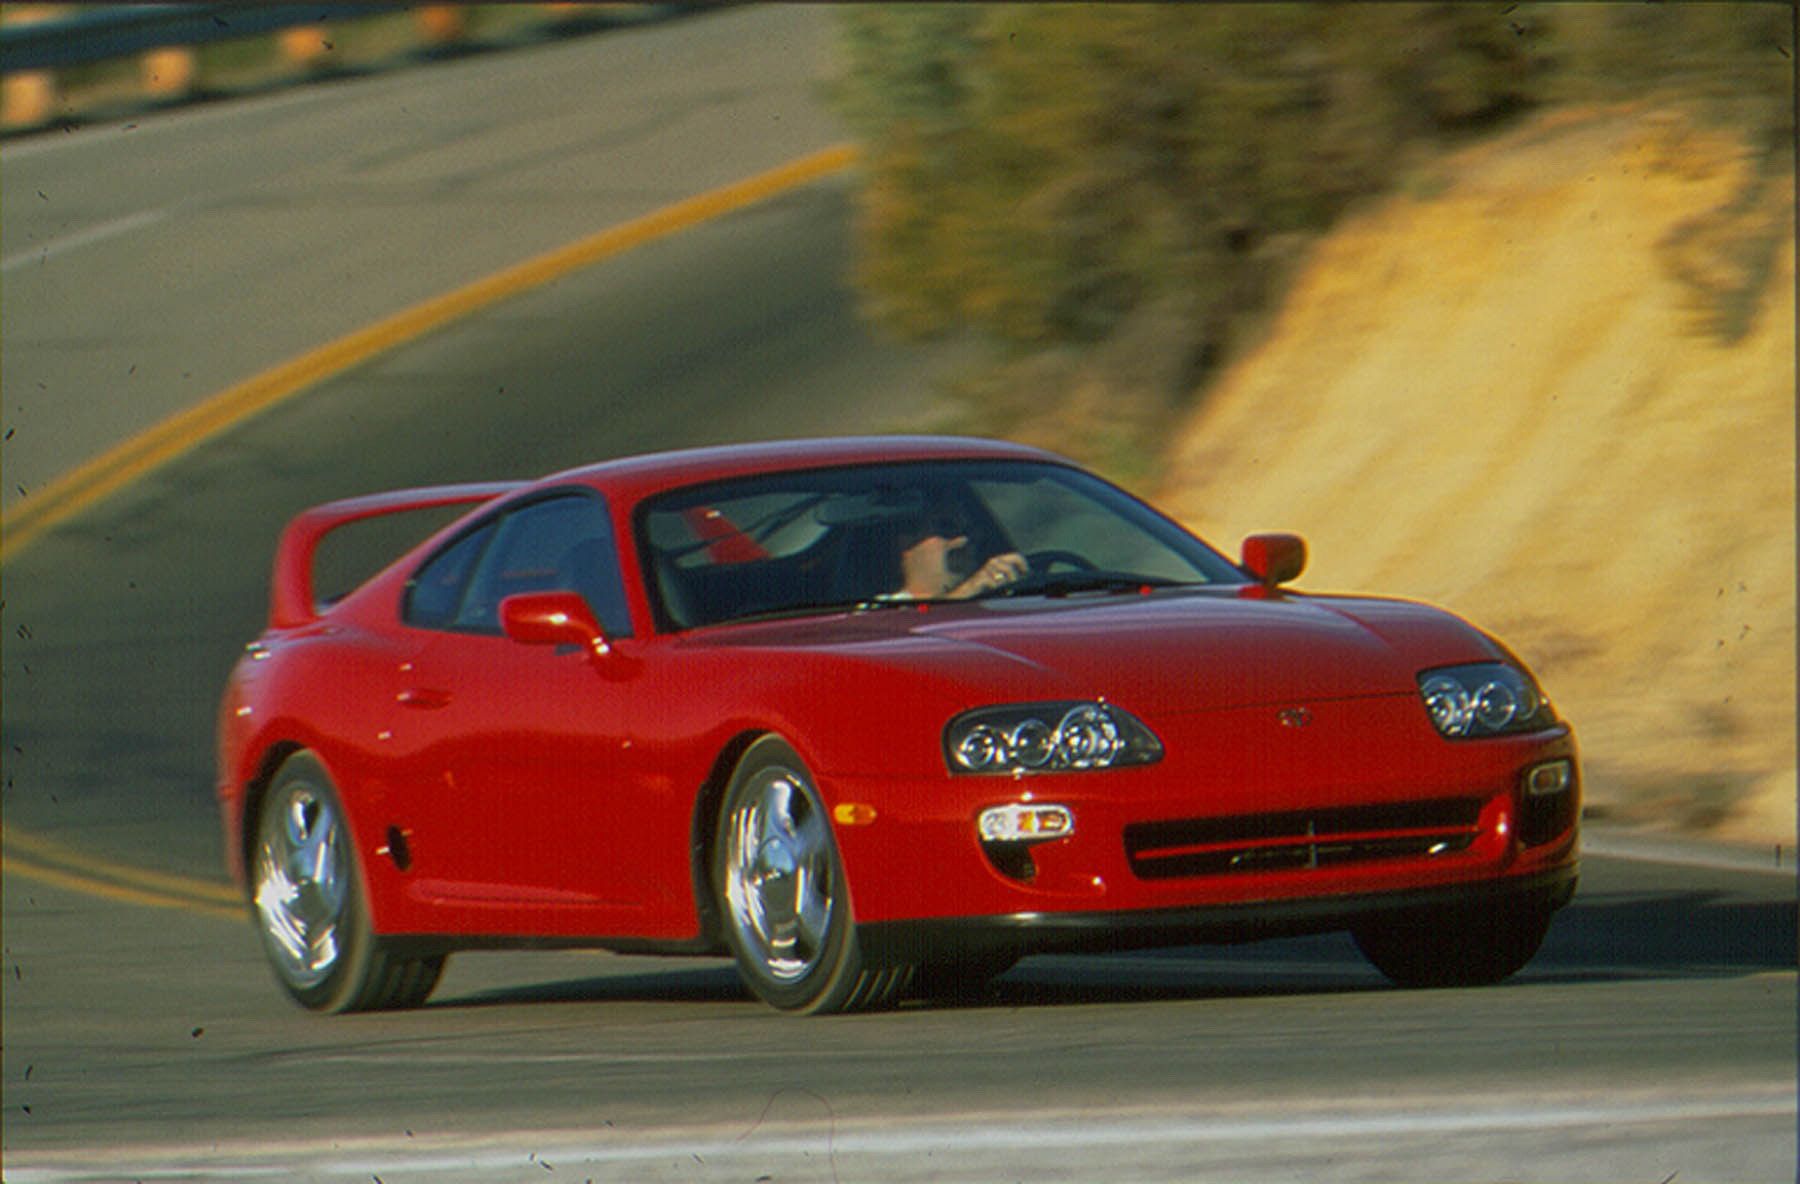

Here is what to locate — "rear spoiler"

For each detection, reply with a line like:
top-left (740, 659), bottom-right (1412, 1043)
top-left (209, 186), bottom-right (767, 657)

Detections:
top-left (269, 482), bottom-right (521, 628)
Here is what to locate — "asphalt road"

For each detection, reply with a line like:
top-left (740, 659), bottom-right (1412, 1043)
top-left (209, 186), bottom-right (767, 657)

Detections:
top-left (4, 843), bottom-right (1794, 1182)
top-left (0, 5), bottom-right (851, 511)
top-left (2, 8), bottom-right (1795, 1182)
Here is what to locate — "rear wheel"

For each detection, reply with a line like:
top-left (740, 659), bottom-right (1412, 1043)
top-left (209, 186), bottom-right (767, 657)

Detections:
top-left (252, 751), bottom-right (443, 1012)
top-left (1353, 903), bottom-right (1554, 989)
top-left (713, 737), bottom-right (909, 1014)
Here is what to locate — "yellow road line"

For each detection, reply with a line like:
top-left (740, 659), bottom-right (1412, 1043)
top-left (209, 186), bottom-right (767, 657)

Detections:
top-left (0, 142), bottom-right (860, 563)
top-left (3, 850), bottom-right (244, 922)
top-left (0, 145), bottom-right (864, 918)
top-left (2, 825), bottom-right (242, 904)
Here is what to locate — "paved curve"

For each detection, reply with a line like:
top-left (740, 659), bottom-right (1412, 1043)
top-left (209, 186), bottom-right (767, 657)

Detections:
top-left (0, 5), bottom-right (850, 515)
top-left (2, 9), bottom-right (1795, 1182)
top-left (5, 843), bottom-right (1794, 1181)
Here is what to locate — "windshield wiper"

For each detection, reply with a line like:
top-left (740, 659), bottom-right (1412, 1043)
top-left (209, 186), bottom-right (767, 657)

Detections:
top-left (849, 595), bottom-right (965, 612)
top-left (700, 578), bottom-right (1186, 626)
top-left (709, 595), bottom-right (959, 626)
top-left (996, 573), bottom-right (1182, 599)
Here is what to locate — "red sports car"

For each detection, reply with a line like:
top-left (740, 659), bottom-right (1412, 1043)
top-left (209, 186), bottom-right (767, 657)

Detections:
top-left (217, 436), bottom-right (1579, 1014)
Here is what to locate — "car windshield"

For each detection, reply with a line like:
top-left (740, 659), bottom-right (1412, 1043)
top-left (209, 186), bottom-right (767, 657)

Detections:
top-left (635, 459), bottom-right (1247, 630)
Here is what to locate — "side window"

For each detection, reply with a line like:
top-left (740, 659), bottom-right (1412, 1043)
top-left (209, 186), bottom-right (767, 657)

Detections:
top-left (454, 494), bottom-right (632, 636)
top-left (403, 520), bottom-right (496, 629)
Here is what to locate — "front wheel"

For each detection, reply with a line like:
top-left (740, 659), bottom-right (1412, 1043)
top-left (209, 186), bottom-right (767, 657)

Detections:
top-left (251, 751), bottom-right (443, 1012)
top-left (712, 737), bottom-right (908, 1014)
top-left (1353, 903), bottom-right (1554, 989)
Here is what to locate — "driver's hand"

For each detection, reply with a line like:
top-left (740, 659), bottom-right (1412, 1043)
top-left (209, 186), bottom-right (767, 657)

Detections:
top-left (963, 551), bottom-right (1028, 594)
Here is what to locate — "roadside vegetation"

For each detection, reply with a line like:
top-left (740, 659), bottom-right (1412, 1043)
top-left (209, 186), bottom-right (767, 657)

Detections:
top-left (831, 2), bottom-right (1794, 482)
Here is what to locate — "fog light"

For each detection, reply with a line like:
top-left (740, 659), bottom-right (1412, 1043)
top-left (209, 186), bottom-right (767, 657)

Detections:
top-left (1519, 759), bottom-right (1578, 846)
top-left (978, 803), bottom-right (1074, 842)
top-left (1525, 760), bottom-right (1573, 797)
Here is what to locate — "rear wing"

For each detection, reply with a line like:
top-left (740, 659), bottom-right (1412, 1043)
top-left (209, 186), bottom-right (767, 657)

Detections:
top-left (269, 482), bottom-right (521, 628)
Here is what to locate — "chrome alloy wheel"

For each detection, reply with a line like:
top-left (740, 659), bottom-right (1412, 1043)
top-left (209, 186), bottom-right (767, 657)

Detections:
top-left (721, 766), bottom-right (836, 983)
top-left (254, 779), bottom-right (350, 990)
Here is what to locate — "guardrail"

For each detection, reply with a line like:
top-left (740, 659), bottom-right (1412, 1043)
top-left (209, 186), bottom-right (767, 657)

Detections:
top-left (0, 4), bottom-right (407, 73)
top-left (1, 4), bottom-right (659, 132)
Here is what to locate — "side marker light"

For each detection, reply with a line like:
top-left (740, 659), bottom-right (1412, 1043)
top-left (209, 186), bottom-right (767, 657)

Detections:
top-left (833, 802), bottom-right (878, 826)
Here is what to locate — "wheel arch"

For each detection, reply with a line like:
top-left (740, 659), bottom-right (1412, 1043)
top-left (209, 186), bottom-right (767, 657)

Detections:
top-left (239, 741), bottom-right (382, 922)
top-left (702, 730), bottom-right (906, 1013)
top-left (238, 739), bottom-right (306, 896)
top-left (687, 729), bottom-right (769, 952)
top-left (240, 742), bottom-right (444, 1011)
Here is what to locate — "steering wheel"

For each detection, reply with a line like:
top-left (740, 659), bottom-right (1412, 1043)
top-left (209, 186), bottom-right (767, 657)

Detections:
top-left (1023, 549), bottom-right (1096, 573)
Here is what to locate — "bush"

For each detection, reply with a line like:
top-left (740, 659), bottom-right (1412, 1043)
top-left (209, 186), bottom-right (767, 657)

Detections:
top-left (833, 3), bottom-right (1790, 360)
top-left (833, 3), bottom-right (1559, 355)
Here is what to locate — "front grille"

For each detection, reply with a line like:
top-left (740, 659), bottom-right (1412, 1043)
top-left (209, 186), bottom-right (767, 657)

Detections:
top-left (1123, 797), bottom-right (1484, 880)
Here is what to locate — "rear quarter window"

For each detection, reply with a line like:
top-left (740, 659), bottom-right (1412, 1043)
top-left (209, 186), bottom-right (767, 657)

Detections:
top-left (403, 521), bottom-right (495, 629)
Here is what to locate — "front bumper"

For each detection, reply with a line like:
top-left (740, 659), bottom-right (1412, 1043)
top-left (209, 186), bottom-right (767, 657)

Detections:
top-left (857, 863), bottom-right (1578, 963)
top-left (822, 707), bottom-right (1580, 929)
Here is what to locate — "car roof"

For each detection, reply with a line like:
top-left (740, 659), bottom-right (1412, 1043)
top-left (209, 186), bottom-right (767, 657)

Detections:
top-left (539, 435), bottom-right (1071, 504)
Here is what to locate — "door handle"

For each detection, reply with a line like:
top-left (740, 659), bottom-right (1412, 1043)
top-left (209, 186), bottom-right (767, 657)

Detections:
top-left (396, 688), bottom-right (452, 710)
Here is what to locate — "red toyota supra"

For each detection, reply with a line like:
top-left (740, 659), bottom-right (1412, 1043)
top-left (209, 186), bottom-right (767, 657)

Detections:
top-left (217, 436), bottom-right (1579, 1014)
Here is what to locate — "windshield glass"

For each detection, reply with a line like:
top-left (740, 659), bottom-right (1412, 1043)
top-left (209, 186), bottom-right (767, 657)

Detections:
top-left (635, 459), bottom-right (1246, 630)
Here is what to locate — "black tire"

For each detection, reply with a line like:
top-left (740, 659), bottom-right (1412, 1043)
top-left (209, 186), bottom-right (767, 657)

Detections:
top-left (712, 737), bottom-right (908, 1014)
top-left (250, 751), bottom-right (444, 1012)
top-left (1353, 903), bottom-right (1554, 989)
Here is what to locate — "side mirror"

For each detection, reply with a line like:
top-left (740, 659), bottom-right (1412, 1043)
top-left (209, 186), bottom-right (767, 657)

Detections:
top-left (1240, 533), bottom-right (1306, 590)
top-left (499, 591), bottom-right (611, 658)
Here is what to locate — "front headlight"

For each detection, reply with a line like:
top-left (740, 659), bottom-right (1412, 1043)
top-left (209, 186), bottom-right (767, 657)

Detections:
top-left (944, 701), bottom-right (1164, 774)
top-left (1418, 663), bottom-right (1555, 739)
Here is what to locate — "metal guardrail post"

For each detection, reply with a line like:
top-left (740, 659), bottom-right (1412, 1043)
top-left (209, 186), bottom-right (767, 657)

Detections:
top-left (277, 23), bottom-right (331, 69)
top-left (2, 5), bottom-right (61, 127)
top-left (416, 6), bottom-right (468, 48)
top-left (142, 44), bottom-right (198, 100)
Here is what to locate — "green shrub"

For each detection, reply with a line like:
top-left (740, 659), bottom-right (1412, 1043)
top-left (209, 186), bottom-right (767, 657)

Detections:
top-left (834, 2), bottom-right (1791, 361)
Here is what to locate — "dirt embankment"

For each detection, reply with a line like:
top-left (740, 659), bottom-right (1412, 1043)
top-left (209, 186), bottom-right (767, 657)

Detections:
top-left (1160, 105), bottom-right (1795, 845)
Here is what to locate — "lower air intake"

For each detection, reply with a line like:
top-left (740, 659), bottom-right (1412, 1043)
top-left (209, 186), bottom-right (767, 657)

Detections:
top-left (1123, 797), bottom-right (1484, 880)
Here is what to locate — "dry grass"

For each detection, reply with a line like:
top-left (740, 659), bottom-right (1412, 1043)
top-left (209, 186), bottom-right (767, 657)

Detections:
top-left (1159, 104), bottom-right (1795, 843)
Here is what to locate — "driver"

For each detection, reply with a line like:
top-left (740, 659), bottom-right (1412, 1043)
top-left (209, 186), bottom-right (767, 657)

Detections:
top-left (896, 528), bottom-right (1027, 600)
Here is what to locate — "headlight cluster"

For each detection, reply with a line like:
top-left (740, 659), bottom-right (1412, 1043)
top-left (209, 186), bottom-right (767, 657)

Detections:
top-left (944, 702), bottom-right (1163, 774)
top-left (1418, 663), bottom-right (1554, 739)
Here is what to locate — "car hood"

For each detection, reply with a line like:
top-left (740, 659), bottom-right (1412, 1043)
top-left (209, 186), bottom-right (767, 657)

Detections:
top-left (692, 587), bottom-right (1502, 715)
